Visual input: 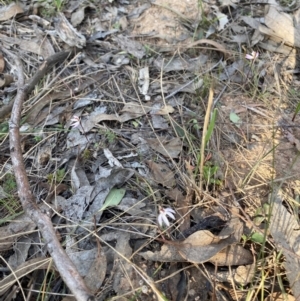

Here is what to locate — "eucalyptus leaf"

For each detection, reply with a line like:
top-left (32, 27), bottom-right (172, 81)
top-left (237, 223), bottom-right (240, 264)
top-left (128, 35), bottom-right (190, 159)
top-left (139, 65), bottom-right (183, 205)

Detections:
top-left (250, 232), bottom-right (265, 244)
top-left (230, 112), bottom-right (240, 123)
top-left (230, 112), bottom-right (241, 127)
top-left (99, 188), bottom-right (126, 211)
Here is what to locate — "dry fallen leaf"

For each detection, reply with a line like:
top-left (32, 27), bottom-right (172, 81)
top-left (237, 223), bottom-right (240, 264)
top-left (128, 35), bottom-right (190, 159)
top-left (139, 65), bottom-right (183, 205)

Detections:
top-left (54, 12), bottom-right (86, 48)
top-left (84, 249), bottom-right (107, 293)
top-left (234, 264), bottom-right (256, 285)
top-left (0, 33), bottom-right (55, 58)
top-left (114, 35), bottom-right (145, 59)
top-left (0, 213), bottom-right (36, 251)
top-left (259, 6), bottom-right (300, 48)
top-left (140, 214), bottom-right (252, 266)
top-left (146, 137), bottom-right (182, 158)
top-left (71, 6), bottom-right (86, 26)
top-left (81, 102), bottom-right (153, 132)
top-left (0, 74), bottom-right (13, 88)
top-left (269, 195), bottom-right (300, 298)
top-left (0, 257), bottom-right (52, 296)
top-left (285, 131), bottom-right (300, 152)
top-left (146, 160), bottom-right (175, 188)
top-left (154, 105), bottom-right (175, 115)
top-left (0, 2), bottom-right (23, 21)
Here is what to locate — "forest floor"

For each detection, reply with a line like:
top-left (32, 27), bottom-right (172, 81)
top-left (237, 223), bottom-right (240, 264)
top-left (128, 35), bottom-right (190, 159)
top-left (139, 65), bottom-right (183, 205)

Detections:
top-left (1, 0), bottom-right (300, 300)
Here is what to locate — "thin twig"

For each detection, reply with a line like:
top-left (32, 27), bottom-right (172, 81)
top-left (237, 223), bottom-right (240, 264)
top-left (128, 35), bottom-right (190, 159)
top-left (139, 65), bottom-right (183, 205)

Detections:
top-left (4, 48), bottom-right (94, 301)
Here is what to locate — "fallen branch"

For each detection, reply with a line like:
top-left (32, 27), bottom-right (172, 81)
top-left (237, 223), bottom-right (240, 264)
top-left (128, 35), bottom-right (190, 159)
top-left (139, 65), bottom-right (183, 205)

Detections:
top-left (3, 48), bottom-right (95, 301)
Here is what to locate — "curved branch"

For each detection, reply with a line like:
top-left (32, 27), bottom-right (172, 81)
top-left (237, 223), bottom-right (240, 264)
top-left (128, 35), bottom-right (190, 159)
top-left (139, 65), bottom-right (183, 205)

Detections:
top-left (3, 48), bottom-right (94, 301)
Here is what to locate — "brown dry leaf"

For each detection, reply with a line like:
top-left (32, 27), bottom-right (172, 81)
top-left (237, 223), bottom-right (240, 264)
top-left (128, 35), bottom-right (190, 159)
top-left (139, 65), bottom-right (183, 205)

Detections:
top-left (68, 248), bottom-right (102, 282)
top-left (167, 263), bottom-right (185, 301)
top-left (8, 237), bottom-right (32, 270)
top-left (114, 35), bottom-right (145, 59)
top-left (154, 105), bottom-right (175, 115)
top-left (0, 213), bottom-right (36, 251)
top-left (184, 39), bottom-right (230, 59)
top-left (84, 250), bottom-right (107, 294)
top-left (146, 137), bottom-right (182, 158)
top-left (234, 264), bottom-right (256, 285)
top-left (259, 6), bottom-right (300, 48)
top-left (63, 185), bottom-right (94, 221)
top-left (178, 217), bottom-right (245, 264)
top-left (119, 102), bottom-right (152, 122)
top-left (140, 215), bottom-right (252, 266)
top-left (140, 243), bottom-right (183, 262)
top-left (0, 2), bottom-right (23, 21)
top-left (71, 6), bottom-right (86, 26)
top-left (0, 33), bottom-right (54, 58)
top-left (35, 143), bottom-right (52, 166)
top-left (146, 160), bottom-right (175, 188)
top-left (113, 233), bottom-right (137, 296)
top-left (71, 164), bottom-right (90, 191)
top-left (154, 55), bottom-right (208, 73)
top-left (285, 132), bottom-right (300, 151)
top-left (54, 12), bottom-right (86, 48)
top-left (82, 113), bottom-right (120, 132)
top-left (82, 102), bottom-right (152, 132)
top-left (0, 53), bottom-right (5, 73)
top-left (0, 74), bottom-right (13, 88)
top-left (269, 195), bottom-right (300, 298)
top-left (131, 0), bottom-right (198, 46)
top-left (0, 257), bottom-right (52, 296)
top-left (26, 90), bottom-right (70, 124)
top-left (207, 245), bottom-right (253, 266)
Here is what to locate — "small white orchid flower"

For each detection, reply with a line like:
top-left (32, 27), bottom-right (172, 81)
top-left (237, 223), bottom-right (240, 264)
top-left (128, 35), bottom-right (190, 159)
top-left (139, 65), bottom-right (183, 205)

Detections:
top-left (158, 207), bottom-right (176, 227)
top-left (70, 115), bottom-right (80, 128)
top-left (245, 51), bottom-right (259, 60)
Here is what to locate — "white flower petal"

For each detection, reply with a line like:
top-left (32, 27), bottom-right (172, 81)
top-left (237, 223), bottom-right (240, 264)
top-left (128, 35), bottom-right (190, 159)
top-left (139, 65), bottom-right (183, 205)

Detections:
top-left (157, 214), bottom-right (163, 227)
top-left (165, 208), bottom-right (175, 214)
top-left (161, 214), bottom-right (170, 227)
top-left (245, 51), bottom-right (259, 60)
top-left (166, 211), bottom-right (175, 220)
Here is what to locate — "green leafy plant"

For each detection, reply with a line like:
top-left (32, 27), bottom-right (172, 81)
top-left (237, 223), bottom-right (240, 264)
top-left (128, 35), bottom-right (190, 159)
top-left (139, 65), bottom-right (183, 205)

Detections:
top-left (0, 173), bottom-right (21, 218)
top-left (82, 149), bottom-right (91, 161)
top-left (47, 168), bottom-right (66, 184)
top-left (3, 173), bottom-right (17, 194)
top-left (203, 164), bottom-right (221, 185)
top-left (53, 0), bottom-right (64, 11)
top-left (99, 128), bottom-right (117, 144)
top-left (0, 121), bottom-right (9, 141)
top-left (38, 0), bottom-right (66, 17)
top-left (33, 135), bottom-right (43, 143)
top-left (204, 108), bottom-right (217, 146)
top-left (195, 108), bottom-right (218, 185)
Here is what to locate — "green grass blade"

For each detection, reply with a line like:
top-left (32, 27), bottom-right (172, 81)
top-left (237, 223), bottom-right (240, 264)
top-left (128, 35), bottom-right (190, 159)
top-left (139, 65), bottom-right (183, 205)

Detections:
top-left (204, 108), bottom-right (217, 147)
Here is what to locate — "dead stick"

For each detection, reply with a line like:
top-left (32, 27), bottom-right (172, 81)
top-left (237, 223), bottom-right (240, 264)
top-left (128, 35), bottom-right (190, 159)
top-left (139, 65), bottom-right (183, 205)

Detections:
top-left (5, 49), bottom-right (94, 301)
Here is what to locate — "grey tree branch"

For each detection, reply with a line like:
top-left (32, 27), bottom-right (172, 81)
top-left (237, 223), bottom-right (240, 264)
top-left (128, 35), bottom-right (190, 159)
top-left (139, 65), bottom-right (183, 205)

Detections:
top-left (3, 48), bottom-right (94, 301)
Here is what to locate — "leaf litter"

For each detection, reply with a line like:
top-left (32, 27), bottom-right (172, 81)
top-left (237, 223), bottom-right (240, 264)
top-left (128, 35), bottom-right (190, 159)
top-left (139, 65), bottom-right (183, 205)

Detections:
top-left (1, 0), bottom-right (300, 300)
